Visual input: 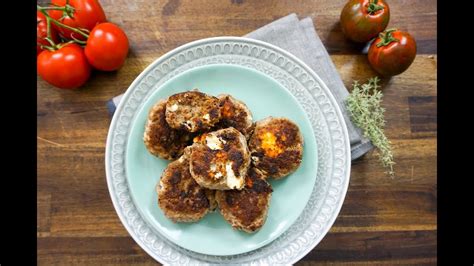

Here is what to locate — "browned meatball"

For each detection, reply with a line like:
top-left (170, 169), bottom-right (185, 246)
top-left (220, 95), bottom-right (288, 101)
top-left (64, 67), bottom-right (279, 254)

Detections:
top-left (165, 90), bottom-right (221, 132)
top-left (215, 94), bottom-right (254, 139)
top-left (144, 99), bottom-right (194, 160)
top-left (215, 167), bottom-right (273, 233)
top-left (157, 154), bottom-right (216, 222)
top-left (249, 117), bottom-right (304, 179)
top-left (187, 127), bottom-right (251, 190)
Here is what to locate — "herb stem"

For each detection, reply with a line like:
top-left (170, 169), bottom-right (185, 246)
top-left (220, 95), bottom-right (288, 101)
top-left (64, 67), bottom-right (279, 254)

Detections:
top-left (346, 77), bottom-right (395, 177)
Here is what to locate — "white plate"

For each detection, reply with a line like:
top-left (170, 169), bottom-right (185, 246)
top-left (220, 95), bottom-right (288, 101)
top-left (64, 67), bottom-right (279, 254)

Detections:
top-left (105, 36), bottom-right (351, 264)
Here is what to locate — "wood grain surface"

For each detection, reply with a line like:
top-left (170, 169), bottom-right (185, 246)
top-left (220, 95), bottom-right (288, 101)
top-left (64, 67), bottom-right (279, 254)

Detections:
top-left (37, 0), bottom-right (437, 264)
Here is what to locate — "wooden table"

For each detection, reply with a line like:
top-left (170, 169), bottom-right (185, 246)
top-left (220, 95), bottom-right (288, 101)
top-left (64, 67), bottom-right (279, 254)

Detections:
top-left (37, 0), bottom-right (437, 264)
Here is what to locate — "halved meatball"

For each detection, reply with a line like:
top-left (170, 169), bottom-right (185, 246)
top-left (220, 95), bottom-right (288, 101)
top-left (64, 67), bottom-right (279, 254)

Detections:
top-left (187, 127), bottom-right (251, 190)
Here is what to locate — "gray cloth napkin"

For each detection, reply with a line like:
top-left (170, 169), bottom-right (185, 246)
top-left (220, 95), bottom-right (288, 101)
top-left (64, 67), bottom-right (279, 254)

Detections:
top-left (106, 13), bottom-right (373, 160)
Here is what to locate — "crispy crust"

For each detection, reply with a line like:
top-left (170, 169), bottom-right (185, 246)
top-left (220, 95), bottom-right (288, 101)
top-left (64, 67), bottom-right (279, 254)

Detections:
top-left (205, 189), bottom-right (218, 211)
top-left (165, 90), bottom-right (221, 132)
top-left (249, 117), bottom-right (304, 179)
top-left (188, 127), bottom-right (251, 190)
top-left (157, 154), bottom-right (215, 222)
top-left (143, 99), bottom-right (194, 160)
top-left (215, 94), bottom-right (254, 139)
top-left (215, 168), bottom-right (273, 233)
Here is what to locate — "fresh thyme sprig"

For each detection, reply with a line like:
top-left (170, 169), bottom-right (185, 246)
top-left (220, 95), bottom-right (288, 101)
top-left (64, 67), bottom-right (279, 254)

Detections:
top-left (346, 77), bottom-right (395, 176)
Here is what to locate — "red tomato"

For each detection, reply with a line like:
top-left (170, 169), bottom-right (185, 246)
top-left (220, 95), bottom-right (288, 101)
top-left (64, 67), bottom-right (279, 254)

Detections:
top-left (37, 11), bottom-right (59, 55)
top-left (37, 43), bottom-right (91, 89)
top-left (340, 0), bottom-right (390, 43)
top-left (368, 29), bottom-right (417, 76)
top-left (85, 23), bottom-right (129, 71)
top-left (48, 0), bottom-right (106, 40)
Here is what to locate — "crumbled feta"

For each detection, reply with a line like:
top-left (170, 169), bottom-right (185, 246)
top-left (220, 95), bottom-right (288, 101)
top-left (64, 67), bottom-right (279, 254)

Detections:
top-left (169, 104), bottom-right (178, 112)
top-left (225, 161), bottom-right (243, 189)
top-left (206, 134), bottom-right (224, 150)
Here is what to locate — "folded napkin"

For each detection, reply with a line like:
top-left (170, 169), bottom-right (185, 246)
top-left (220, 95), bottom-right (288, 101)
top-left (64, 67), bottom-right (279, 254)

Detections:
top-left (107, 13), bottom-right (373, 160)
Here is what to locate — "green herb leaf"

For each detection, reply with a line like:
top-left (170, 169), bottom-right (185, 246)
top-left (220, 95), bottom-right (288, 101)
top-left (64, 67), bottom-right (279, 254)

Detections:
top-left (346, 77), bottom-right (395, 176)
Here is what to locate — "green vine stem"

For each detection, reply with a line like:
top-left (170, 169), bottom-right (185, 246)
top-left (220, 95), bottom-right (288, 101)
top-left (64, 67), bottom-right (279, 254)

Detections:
top-left (37, 6), bottom-right (67, 11)
top-left (376, 29), bottom-right (399, 47)
top-left (38, 10), bottom-right (57, 51)
top-left (45, 14), bottom-right (54, 46)
top-left (367, 0), bottom-right (384, 15)
top-left (37, 3), bottom-right (89, 48)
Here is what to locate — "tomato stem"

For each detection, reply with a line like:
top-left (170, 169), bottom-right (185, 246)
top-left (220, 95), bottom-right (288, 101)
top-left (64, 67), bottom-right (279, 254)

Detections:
top-left (50, 19), bottom-right (89, 39)
top-left (70, 34), bottom-right (87, 45)
top-left (44, 14), bottom-right (57, 47)
top-left (40, 13), bottom-right (59, 51)
top-left (39, 44), bottom-right (56, 52)
top-left (62, 2), bottom-right (76, 21)
top-left (37, 4), bottom-right (75, 18)
top-left (367, 0), bottom-right (384, 15)
top-left (37, 5), bottom-right (89, 40)
top-left (37, 6), bottom-right (65, 11)
top-left (44, 37), bottom-right (56, 47)
top-left (38, 36), bottom-right (59, 52)
top-left (376, 28), bottom-right (399, 47)
top-left (57, 41), bottom-right (76, 49)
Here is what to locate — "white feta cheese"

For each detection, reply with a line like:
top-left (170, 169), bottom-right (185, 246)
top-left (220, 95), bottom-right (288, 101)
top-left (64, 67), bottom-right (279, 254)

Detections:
top-left (225, 161), bottom-right (243, 189)
top-left (168, 104), bottom-right (178, 112)
top-left (210, 163), bottom-right (223, 179)
top-left (210, 163), bottom-right (217, 172)
top-left (206, 134), bottom-right (224, 150)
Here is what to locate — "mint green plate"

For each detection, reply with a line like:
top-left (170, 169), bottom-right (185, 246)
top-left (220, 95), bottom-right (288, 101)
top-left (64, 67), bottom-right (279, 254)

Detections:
top-left (125, 64), bottom-right (318, 256)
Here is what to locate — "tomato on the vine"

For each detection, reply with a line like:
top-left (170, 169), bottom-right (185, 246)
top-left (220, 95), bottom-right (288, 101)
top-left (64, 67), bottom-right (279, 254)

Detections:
top-left (37, 11), bottom-right (59, 55)
top-left (340, 0), bottom-right (390, 43)
top-left (48, 0), bottom-right (106, 40)
top-left (85, 22), bottom-right (129, 71)
top-left (368, 29), bottom-right (417, 76)
top-left (37, 43), bottom-right (91, 89)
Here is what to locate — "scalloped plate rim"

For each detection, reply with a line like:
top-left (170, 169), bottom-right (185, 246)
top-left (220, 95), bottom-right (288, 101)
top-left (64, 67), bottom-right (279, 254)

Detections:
top-left (105, 36), bottom-right (351, 264)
